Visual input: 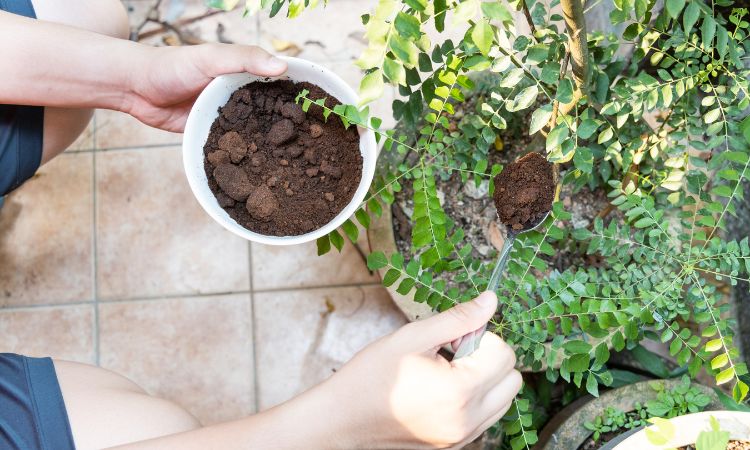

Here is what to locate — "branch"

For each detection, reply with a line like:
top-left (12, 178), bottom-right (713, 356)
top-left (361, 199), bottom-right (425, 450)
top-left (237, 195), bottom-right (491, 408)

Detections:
top-left (521, 0), bottom-right (538, 39)
top-left (560, 0), bottom-right (591, 93)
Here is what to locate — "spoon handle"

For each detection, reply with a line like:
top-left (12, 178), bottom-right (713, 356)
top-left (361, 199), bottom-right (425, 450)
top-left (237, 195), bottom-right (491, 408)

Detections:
top-left (453, 233), bottom-right (515, 360)
top-left (487, 233), bottom-right (516, 292)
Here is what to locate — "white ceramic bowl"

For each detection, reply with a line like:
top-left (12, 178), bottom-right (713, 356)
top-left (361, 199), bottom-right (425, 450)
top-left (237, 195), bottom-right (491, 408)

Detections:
top-left (182, 56), bottom-right (377, 245)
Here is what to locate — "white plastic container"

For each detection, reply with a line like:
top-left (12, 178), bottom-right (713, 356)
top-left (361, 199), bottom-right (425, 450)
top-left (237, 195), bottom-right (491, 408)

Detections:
top-left (182, 56), bottom-right (376, 245)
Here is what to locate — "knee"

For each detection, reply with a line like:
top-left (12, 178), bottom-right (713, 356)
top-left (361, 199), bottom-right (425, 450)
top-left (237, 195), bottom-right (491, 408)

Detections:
top-left (31, 0), bottom-right (130, 40)
top-left (85, 0), bottom-right (130, 40)
top-left (96, 0), bottom-right (130, 39)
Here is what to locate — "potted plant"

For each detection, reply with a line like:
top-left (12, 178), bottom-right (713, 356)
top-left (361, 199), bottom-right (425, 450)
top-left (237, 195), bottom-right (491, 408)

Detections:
top-left (617, 410), bottom-right (750, 449)
top-left (535, 376), bottom-right (722, 449)
top-left (211, 0), bottom-right (750, 448)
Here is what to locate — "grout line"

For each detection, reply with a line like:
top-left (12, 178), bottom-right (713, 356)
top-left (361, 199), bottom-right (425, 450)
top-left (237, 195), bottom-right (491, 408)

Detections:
top-left (0, 281), bottom-right (382, 312)
top-left (0, 301), bottom-right (96, 312)
top-left (253, 281), bottom-right (381, 294)
top-left (92, 112), bottom-right (101, 366)
top-left (248, 242), bottom-right (259, 413)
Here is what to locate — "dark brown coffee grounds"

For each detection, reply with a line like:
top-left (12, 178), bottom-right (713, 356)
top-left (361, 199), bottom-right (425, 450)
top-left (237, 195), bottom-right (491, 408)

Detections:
top-left (203, 80), bottom-right (363, 236)
top-left (492, 152), bottom-right (554, 231)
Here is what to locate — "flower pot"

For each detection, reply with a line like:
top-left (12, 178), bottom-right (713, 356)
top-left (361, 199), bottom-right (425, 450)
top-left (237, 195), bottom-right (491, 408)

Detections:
top-left (183, 56), bottom-right (377, 245)
top-left (536, 379), bottom-right (722, 450)
top-left (615, 411), bottom-right (750, 449)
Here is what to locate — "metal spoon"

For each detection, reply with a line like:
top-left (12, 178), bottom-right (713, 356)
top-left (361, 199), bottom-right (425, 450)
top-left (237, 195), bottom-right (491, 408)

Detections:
top-left (452, 157), bottom-right (559, 360)
top-left (452, 211), bottom-right (551, 359)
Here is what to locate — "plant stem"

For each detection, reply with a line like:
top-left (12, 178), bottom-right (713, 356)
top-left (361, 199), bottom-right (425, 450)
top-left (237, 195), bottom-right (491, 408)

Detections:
top-left (521, 0), bottom-right (538, 39)
top-left (560, 0), bottom-right (591, 94)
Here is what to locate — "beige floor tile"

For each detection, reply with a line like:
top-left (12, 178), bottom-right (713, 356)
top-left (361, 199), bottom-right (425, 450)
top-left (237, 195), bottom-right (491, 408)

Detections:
top-left (95, 110), bottom-right (182, 150)
top-left (99, 294), bottom-right (254, 424)
top-left (96, 146), bottom-right (249, 300)
top-left (251, 238), bottom-right (376, 291)
top-left (254, 285), bottom-right (406, 410)
top-left (0, 305), bottom-right (95, 363)
top-left (0, 153), bottom-right (94, 307)
top-left (257, 0), bottom-right (366, 63)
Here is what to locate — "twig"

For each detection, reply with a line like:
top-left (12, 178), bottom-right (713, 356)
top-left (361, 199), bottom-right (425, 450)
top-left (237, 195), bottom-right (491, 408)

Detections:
top-left (547, 51), bottom-right (570, 133)
top-left (521, 0), bottom-right (538, 39)
top-left (136, 10), bottom-right (224, 41)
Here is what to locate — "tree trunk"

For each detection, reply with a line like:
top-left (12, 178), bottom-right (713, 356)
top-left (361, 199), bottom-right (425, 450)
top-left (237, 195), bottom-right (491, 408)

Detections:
top-left (561, 0), bottom-right (591, 92)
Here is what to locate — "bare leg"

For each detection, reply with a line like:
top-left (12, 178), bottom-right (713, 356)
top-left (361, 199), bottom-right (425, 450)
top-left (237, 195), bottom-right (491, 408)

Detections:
top-left (54, 360), bottom-right (201, 450)
top-left (30, 0), bottom-right (130, 164)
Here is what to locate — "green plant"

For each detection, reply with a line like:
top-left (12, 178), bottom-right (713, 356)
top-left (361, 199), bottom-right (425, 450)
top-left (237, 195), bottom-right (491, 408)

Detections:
top-left (583, 377), bottom-right (711, 442)
top-left (584, 405), bottom-right (649, 442)
top-left (645, 415), bottom-right (731, 449)
top-left (212, 0), bottom-right (750, 448)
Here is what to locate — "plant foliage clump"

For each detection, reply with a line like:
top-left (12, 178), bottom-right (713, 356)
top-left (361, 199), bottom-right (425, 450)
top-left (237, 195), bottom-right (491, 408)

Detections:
top-left (214, 0), bottom-right (750, 447)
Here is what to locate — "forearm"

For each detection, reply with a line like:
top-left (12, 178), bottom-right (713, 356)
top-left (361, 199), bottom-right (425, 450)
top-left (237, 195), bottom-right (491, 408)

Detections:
top-left (0, 10), bottom-right (148, 111)
top-left (107, 380), bottom-right (356, 450)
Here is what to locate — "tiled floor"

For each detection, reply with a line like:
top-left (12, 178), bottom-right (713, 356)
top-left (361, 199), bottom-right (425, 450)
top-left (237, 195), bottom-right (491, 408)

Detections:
top-left (0, 0), bottom-right (407, 425)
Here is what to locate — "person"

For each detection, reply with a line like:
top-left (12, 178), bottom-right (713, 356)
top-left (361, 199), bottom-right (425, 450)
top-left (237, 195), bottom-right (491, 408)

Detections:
top-left (0, 1), bottom-right (522, 449)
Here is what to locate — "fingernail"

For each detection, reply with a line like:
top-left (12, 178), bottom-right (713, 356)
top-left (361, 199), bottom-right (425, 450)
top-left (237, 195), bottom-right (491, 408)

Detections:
top-left (267, 56), bottom-right (287, 72)
top-left (475, 291), bottom-right (496, 308)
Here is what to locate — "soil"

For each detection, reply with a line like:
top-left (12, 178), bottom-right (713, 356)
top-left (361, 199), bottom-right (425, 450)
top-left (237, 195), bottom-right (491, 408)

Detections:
top-left (578, 430), bottom-right (624, 450)
top-left (492, 152), bottom-right (554, 231)
top-left (203, 80), bottom-right (362, 236)
top-left (679, 441), bottom-right (750, 450)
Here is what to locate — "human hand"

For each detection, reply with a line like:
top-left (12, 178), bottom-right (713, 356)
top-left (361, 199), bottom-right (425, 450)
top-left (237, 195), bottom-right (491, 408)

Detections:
top-left (313, 291), bottom-right (522, 450)
top-left (125, 44), bottom-right (287, 132)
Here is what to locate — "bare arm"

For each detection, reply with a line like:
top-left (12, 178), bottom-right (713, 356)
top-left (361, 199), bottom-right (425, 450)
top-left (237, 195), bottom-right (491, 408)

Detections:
top-left (0, 11), bottom-right (287, 132)
top-left (110, 293), bottom-right (522, 450)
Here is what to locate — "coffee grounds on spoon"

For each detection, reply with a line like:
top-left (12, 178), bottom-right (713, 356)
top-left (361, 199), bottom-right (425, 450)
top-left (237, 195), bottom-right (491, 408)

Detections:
top-left (492, 152), bottom-right (554, 231)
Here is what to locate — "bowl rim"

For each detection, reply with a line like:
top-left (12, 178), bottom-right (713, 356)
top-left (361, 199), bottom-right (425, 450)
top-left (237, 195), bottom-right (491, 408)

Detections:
top-left (182, 56), bottom-right (376, 246)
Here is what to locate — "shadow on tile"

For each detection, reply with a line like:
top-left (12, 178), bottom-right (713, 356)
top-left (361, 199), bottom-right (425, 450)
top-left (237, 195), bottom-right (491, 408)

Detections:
top-left (254, 285), bottom-right (406, 410)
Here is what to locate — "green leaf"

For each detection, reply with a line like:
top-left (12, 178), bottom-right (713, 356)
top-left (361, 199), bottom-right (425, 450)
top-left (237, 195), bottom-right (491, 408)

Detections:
top-left (564, 340), bottom-right (593, 354)
top-left (329, 229), bottom-right (344, 251)
top-left (395, 12), bottom-right (421, 39)
top-left (316, 235), bottom-right (331, 255)
top-left (586, 374), bottom-right (600, 397)
top-left (359, 70), bottom-right (384, 106)
top-left (367, 251), bottom-right (388, 270)
top-left (716, 366), bottom-right (735, 385)
top-left (666, 0), bottom-right (686, 18)
top-left (341, 220), bottom-right (359, 242)
top-left (529, 105), bottom-right (553, 134)
top-left (382, 268), bottom-right (401, 286)
top-left (383, 58), bottom-right (406, 85)
top-left (471, 19), bottom-right (494, 56)
top-left (733, 380), bottom-right (749, 402)
top-left (481, 1), bottom-right (513, 23)
top-left (556, 79), bottom-right (574, 104)
top-left (403, 0), bottom-right (426, 11)
top-left (682, 1), bottom-right (700, 32)
top-left (453, 0), bottom-right (479, 25)
top-left (434, 0), bottom-right (447, 32)
top-left (701, 15), bottom-right (717, 47)
top-left (546, 125), bottom-right (569, 151)
top-left (578, 119), bottom-right (599, 139)
top-left (508, 85), bottom-right (538, 112)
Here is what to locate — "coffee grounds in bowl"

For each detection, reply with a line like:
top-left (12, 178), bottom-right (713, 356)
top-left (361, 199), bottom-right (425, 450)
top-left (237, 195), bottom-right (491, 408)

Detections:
top-left (203, 80), bottom-right (363, 236)
top-left (492, 152), bottom-right (554, 231)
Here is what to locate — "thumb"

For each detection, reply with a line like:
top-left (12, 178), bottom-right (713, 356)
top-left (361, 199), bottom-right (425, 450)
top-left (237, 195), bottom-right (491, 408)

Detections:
top-left (197, 44), bottom-right (288, 78)
top-left (405, 291), bottom-right (497, 351)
